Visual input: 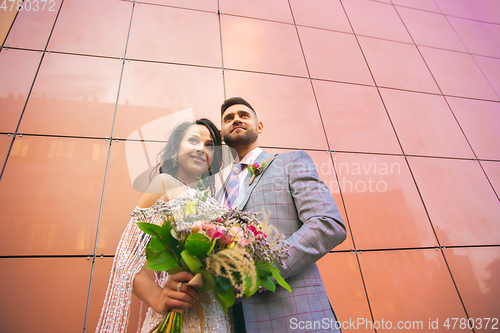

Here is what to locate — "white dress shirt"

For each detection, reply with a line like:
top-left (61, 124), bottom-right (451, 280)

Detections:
top-left (221, 147), bottom-right (263, 207)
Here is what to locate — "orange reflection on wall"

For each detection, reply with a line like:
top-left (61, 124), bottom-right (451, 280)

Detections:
top-left (334, 153), bottom-right (437, 250)
top-left (318, 252), bottom-right (374, 333)
top-left (0, 0), bottom-right (499, 331)
top-left (359, 249), bottom-right (471, 332)
top-left (408, 157), bottom-right (500, 246)
top-left (0, 136), bottom-right (108, 255)
top-left (3, 0), bottom-right (62, 50)
top-left (444, 247), bottom-right (500, 325)
top-left (0, 258), bottom-right (91, 332)
top-left (0, 6), bottom-right (17, 45)
top-left (0, 48), bottom-right (42, 133)
top-left (18, 52), bottom-right (122, 137)
top-left (47, 0), bottom-right (132, 58)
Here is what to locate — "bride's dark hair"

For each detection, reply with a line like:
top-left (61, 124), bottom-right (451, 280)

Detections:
top-left (155, 118), bottom-right (223, 195)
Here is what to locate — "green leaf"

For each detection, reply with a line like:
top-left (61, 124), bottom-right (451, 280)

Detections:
top-left (214, 282), bottom-right (235, 313)
top-left (167, 255), bottom-right (191, 275)
top-left (149, 237), bottom-right (164, 252)
top-left (136, 222), bottom-right (161, 238)
top-left (197, 177), bottom-right (207, 192)
top-left (160, 221), bottom-right (176, 249)
top-left (231, 271), bottom-right (242, 283)
top-left (196, 186), bottom-right (209, 202)
top-left (193, 269), bottom-right (215, 293)
top-left (180, 250), bottom-right (202, 272)
top-left (185, 233), bottom-right (210, 258)
top-left (145, 246), bottom-right (157, 260)
top-left (179, 256), bottom-right (190, 271)
top-left (256, 263), bottom-right (273, 277)
top-left (259, 276), bottom-right (276, 292)
top-left (244, 273), bottom-right (260, 298)
top-left (269, 266), bottom-right (291, 293)
top-left (145, 251), bottom-right (178, 271)
top-left (247, 164), bottom-right (254, 175)
top-left (214, 287), bottom-right (227, 314)
top-left (166, 265), bottom-right (184, 275)
top-left (214, 276), bottom-right (231, 293)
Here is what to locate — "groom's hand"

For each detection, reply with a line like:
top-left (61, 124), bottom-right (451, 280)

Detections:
top-left (155, 271), bottom-right (198, 315)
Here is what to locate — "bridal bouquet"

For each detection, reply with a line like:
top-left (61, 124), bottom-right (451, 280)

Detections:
top-left (136, 188), bottom-right (291, 333)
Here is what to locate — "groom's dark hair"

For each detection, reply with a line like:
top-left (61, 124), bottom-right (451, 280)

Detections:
top-left (221, 97), bottom-right (256, 116)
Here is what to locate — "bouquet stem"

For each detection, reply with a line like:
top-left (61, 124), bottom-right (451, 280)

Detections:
top-left (154, 309), bottom-right (182, 333)
top-left (152, 273), bottom-right (204, 333)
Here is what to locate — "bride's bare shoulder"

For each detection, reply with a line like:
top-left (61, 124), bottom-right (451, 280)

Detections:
top-left (137, 174), bottom-right (186, 208)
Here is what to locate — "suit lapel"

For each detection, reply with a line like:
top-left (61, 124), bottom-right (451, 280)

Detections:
top-left (236, 151), bottom-right (275, 209)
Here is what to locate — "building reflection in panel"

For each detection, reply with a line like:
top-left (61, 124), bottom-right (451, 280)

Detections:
top-left (334, 153), bottom-right (437, 250)
top-left (408, 157), bottom-right (500, 247)
top-left (0, 49), bottom-right (42, 133)
top-left (444, 247), bottom-right (500, 325)
top-left (0, 136), bottom-right (108, 255)
top-left (18, 53), bottom-right (122, 138)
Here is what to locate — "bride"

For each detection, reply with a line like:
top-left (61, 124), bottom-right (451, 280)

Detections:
top-left (96, 118), bottom-right (232, 333)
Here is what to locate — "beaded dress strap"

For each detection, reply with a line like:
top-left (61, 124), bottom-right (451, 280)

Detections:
top-left (159, 175), bottom-right (168, 202)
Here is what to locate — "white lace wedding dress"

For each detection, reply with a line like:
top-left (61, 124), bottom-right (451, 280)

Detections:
top-left (96, 188), bottom-right (233, 333)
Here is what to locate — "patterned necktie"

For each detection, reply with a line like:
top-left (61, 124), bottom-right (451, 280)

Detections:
top-left (224, 163), bottom-right (245, 208)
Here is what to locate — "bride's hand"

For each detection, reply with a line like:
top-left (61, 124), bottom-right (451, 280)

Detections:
top-left (153, 271), bottom-right (198, 315)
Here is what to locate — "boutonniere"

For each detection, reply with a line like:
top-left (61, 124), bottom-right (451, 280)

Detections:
top-left (248, 150), bottom-right (275, 185)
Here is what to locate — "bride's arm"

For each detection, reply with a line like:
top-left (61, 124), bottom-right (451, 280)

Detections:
top-left (131, 174), bottom-right (198, 315)
top-left (133, 269), bottom-right (198, 315)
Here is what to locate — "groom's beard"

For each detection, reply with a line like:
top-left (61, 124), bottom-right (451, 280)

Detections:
top-left (223, 127), bottom-right (258, 148)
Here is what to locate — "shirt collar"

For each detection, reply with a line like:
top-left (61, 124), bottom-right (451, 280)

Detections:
top-left (239, 147), bottom-right (263, 166)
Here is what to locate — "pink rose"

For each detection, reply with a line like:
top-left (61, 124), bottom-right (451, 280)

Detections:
top-left (191, 220), bottom-right (205, 233)
top-left (220, 233), bottom-right (233, 245)
top-left (229, 226), bottom-right (244, 239)
top-left (213, 226), bottom-right (227, 239)
top-left (204, 224), bottom-right (217, 238)
top-left (252, 163), bottom-right (259, 169)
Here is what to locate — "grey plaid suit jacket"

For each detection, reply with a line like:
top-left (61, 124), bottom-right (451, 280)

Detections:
top-left (218, 150), bottom-right (346, 332)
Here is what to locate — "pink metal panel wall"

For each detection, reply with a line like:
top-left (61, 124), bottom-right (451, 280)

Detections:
top-left (0, 0), bottom-right (498, 332)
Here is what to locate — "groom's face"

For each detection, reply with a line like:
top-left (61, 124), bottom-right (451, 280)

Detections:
top-left (221, 104), bottom-right (262, 148)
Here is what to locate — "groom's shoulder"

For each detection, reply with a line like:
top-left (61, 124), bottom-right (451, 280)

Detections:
top-left (274, 149), bottom-right (313, 163)
top-left (269, 150), bottom-right (316, 175)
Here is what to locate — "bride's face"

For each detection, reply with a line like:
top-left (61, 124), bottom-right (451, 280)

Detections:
top-left (176, 124), bottom-right (215, 181)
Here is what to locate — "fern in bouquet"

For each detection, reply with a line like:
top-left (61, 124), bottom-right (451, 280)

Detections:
top-left (136, 188), bottom-right (291, 333)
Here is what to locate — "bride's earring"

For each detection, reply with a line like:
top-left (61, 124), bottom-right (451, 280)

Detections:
top-left (172, 154), bottom-right (178, 168)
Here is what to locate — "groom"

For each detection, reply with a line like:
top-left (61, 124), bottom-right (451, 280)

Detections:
top-left (217, 97), bottom-right (346, 332)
